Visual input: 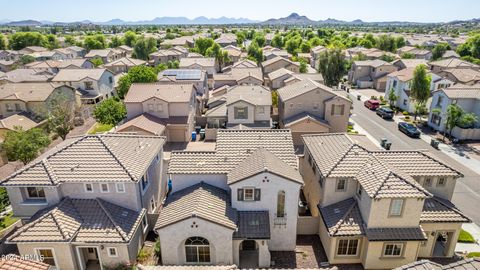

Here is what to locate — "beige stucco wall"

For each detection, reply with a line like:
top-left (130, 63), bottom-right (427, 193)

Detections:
top-left (17, 242), bottom-right (78, 270)
top-left (299, 154), bottom-right (321, 217)
top-left (170, 174), bottom-right (228, 193)
top-left (288, 120), bottom-right (330, 146)
top-left (416, 176), bottom-right (456, 201)
top-left (158, 217), bottom-right (235, 265)
top-left (363, 240), bottom-right (420, 269)
top-left (418, 222), bottom-right (462, 258)
top-left (324, 97), bottom-right (351, 132)
top-left (227, 101), bottom-right (254, 124)
top-left (364, 197), bottom-right (424, 228)
top-left (321, 177), bottom-right (356, 207)
top-left (6, 187), bottom-right (62, 219)
top-left (142, 98), bottom-right (170, 118)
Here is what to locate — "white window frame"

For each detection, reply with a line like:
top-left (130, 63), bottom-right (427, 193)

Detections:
top-left (424, 178), bottom-right (432, 187)
top-left (141, 174), bottom-right (150, 194)
top-left (116, 183), bottom-right (125, 193)
top-left (35, 248), bottom-right (58, 268)
top-left (437, 177), bottom-right (446, 187)
top-left (356, 184), bottom-right (362, 199)
top-left (336, 239), bottom-right (359, 256)
top-left (336, 178), bottom-right (347, 192)
top-left (107, 247), bottom-right (118, 257)
top-left (148, 104), bottom-right (154, 112)
top-left (389, 199), bottom-right (404, 217)
top-left (100, 183), bottom-right (109, 193)
top-left (383, 243), bottom-right (404, 257)
top-left (142, 214), bottom-right (149, 233)
top-left (243, 188), bottom-right (255, 201)
top-left (150, 197), bottom-right (157, 212)
top-left (26, 187), bottom-right (46, 199)
top-left (84, 183), bottom-right (94, 193)
top-left (156, 104), bottom-right (163, 112)
top-left (257, 106), bottom-right (265, 114)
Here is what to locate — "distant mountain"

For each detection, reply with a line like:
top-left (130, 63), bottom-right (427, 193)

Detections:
top-left (124, 16), bottom-right (258, 25)
top-left (7, 20), bottom-right (42, 26)
top-left (262, 13), bottom-right (316, 25)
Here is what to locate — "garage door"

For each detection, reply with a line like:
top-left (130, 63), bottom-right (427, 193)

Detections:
top-left (168, 128), bottom-right (186, 142)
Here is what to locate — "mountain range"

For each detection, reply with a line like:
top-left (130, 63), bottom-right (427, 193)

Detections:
top-left (2, 13), bottom-right (479, 26)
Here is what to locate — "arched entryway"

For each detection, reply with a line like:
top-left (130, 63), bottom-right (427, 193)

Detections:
top-left (239, 240), bottom-right (259, 269)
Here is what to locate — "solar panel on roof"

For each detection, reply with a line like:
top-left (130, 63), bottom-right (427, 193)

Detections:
top-left (162, 69), bottom-right (202, 80)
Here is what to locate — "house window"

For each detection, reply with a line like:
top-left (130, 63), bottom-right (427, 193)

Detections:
top-left (150, 197), bottom-right (157, 212)
top-left (337, 239), bottom-right (359, 256)
top-left (234, 107), bottom-right (248, 119)
top-left (257, 106), bottom-right (265, 114)
top-left (313, 102), bottom-right (319, 110)
top-left (36, 248), bottom-right (56, 267)
top-left (116, 183), bottom-right (125, 193)
top-left (108, 76), bottom-right (113, 84)
top-left (244, 188), bottom-right (255, 201)
top-left (142, 214), bottom-right (148, 233)
top-left (331, 104), bottom-right (345, 116)
top-left (100, 183), bottom-right (109, 193)
top-left (319, 175), bottom-right (324, 188)
top-left (185, 237), bottom-right (210, 263)
top-left (156, 104), bottom-right (163, 112)
top-left (436, 96), bottom-right (444, 107)
top-left (141, 174), bottom-right (150, 192)
top-left (356, 184), bottom-right (362, 199)
top-left (84, 81), bottom-right (93, 90)
top-left (431, 112), bottom-right (442, 125)
top-left (5, 104), bottom-right (12, 112)
top-left (403, 99), bottom-right (407, 106)
top-left (148, 104), bottom-right (154, 112)
top-left (336, 178), bottom-right (347, 192)
top-left (277, 191), bottom-right (285, 217)
top-left (84, 183), bottom-right (93, 193)
top-left (14, 103), bottom-right (21, 111)
top-left (392, 80), bottom-right (397, 88)
top-left (383, 243), bottom-right (403, 257)
top-left (389, 199), bottom-right (404, 217)
top-left (237, 188), bottom-right (260, 201)
top-left (424, 178), bottom-right (432, 187)
top-left (289, 103), bottom-right (294, 108)
top-left (296, 103), bottom-right (303, 109)
top-left (26, 187), bottom-right (45, 199)
top-left (437, 177), bottom-right (447, 187)
top-left (107, 247), bottom-right (118, 257)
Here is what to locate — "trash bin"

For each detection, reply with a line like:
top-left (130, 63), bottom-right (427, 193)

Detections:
top-left (430, 138), bottom-right (440, 149)
top-left (357, 95), bottom-right (361, 101)
top-left (195, 126), bottom-right (201, 133)
top-left (199, 129), bottom-right (205, 140)
top-left (384, 142), bottom-right (392, 150)
top-left (380, 138), bottom-right (388, 148)
top-left (191, 131), bottom-right (197, 141)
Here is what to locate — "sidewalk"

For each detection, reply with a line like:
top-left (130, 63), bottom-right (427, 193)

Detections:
top-left (456, 223), bottom-right (480, 254)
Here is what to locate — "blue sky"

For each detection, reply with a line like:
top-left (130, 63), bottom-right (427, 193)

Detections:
top-left (2, 0), bottom-right (479, 23)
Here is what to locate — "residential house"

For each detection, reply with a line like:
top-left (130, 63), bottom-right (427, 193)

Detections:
top-left (0, 69), bottom-right (54, 84)
top-left (267, 68), bottom-right (294, 89)
top-left (122, 83), bottom-right (196, 142)
top-left (277, 79), bottom-right (351, 145)
top-left (0, 112), bottom-right (42, 140)
top-left (223, 45), bottom-right (243, 63)
top-left (161, 36), bottom-right (195, 48)
top-left (348, 60), bottom-right (398, 90)
top-left (397, 46), bottom-right (433, 60)
top-left (58, 59), bottom-right (95, 69)
top-left (117, 45), bottom-right (134, 56)
top-left (0, 50), bottom-right (22, 61)
top-left (205, 85), bottom-right (272, 130)
top-left (65, 46), bottom-right (87, 58)
top-left (395, 257), bottom-right (480, 270)
top-left (310, 45), bottom-right (327, 70)
top-left (180, 58), bottom-right (218, 77)
top-left (0, 60), bottom-right (16, 72)
top-left (104, 57), bottom-right (146, 74)
top-left (0, 82), bottom-right (78, 119)
top-left (25, 60), bottom-right (63, 73)
top-left (442, 50), bottom-right (460, 59)
top-left (428, 84), bottom-right (480, 140)
top-left (52, 68), bottom-right (115, 104)
top-left (392, 59), bottom-right (428, 71)
top-left (429, 58), bottom-right (480, 74)
top-left (28, 50), bottom-right (67, 61)
top-left (301, 133), bottom-right (468, 269)
top-left (158, 69), bottom-right (208, 97)
top-left (158, 129), bottom-right (302, 268)
top-left (53, 48), bottom-right (76, 59)
top-left (283, 73), bottom-right (324, 86)
top-left (222, 59), bottom-right (258, 73)
top-left (213, 68), bottom-right (263, 89)
top-left (0, 133), bottom-right (166, 270)
top-left (18, 46), bottom-right (48, 55)
top-left (85, 49), bottom-right (124, 63)
top-left (385, 68), bottom-right (453, 113)
top-left (264, 49), bottom-right (291, 61)
top-left (261, 57), bottom-right (300, 75)
top-left (215, 35), bottom-right (237, 47)
top-left (438, 68), bottom-right (480, 85)
top-left (149, 47), bottom-right (188, 66)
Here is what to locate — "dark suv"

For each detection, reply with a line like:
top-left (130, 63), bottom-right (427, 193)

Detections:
top-left (376, 107), bottom-right (394, 119)
top-left (398, 122), bottom-right (421, 138)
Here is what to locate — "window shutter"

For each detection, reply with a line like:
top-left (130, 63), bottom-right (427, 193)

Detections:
top-left (331, 104), bottom-right (335, 115)
top-left (340, 105), bottom-right (345, 115)
top-left (237, 189), bottom-right (244, 201)
top-left (254, 189), bottom-right (261, 201)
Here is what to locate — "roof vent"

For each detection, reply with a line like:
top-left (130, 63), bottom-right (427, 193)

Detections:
top-left (348, 217), bottom-right (354, 224)
top-left (333, 208), bottom-right (340, 214)
top-left (121, 211), bottom-right (129, 217)
top-left (246, 149), bottom-right (251, 154)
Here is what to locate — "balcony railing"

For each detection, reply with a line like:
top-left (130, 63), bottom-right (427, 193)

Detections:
top-left (274, 213), bottom-right (287, 227)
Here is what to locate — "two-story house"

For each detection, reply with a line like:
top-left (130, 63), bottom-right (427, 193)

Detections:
top-left (277, 79), bottom-right (351, 145)
top-left (310, 45), bottom-right (327, 70)
top-left (213, 68), bottom-right (264, 89)
top-left (300, 133), bottom-right (469, 269)
top-left (0, 134), bottom-right (166, 270)
top-left (428, 85), bottom-right (480, 140)
top-left (149, 46), bottom-right (188, 66)
top-left (180, 58), bottom-right (218, 78)
top-left (385, 67), bottom-right (453, 113)
top-left (85, 49), bottom-right (125, 63)
top-left (52, 68), bottom-right (115, 104)
top-left (261, 56), bottom-right (300, 75)
top-left (348, 60), bottom-right (398, 90)
top-left (429, 58), bottom-right (479, 74)
top-left (158, 69), bottom-right (208, 98)
top-left (103, 57), bottom-right (146, 74)
top-left (438, 68), bottom-right (480, 85)
top-left (157, 129), bottom-right (302, 268)
top-left (397, 46), bottom-right (433, 60)
top-left (120, 83), bottom-right (196, 142)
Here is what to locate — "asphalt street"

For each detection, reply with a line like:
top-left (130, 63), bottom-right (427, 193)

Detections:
top-left (348, 92), bottom-right (480, 225)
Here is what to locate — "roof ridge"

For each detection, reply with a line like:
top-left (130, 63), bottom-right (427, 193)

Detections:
top-left (96, 135), bottom-right (137, 181)
top-left (325, 143), bottom-right (356, 177)
top-left (96, 198), bottom-right (129, 241)
top-left (331, 200), bottom-right (358, 235)
top-left (431, 196), bottom-right (470, 221)
top-left (41, 159), bottom-right (59, 185)
top-left (418, 151), bottom-right (463, 177)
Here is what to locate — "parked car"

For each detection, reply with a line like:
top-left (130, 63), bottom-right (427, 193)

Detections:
top-left (398, 122), bottom-right (421, 138)
top-left (364, 99), bottom-right (380, 110)
top-left (376, 107), bottom-right (394, 119)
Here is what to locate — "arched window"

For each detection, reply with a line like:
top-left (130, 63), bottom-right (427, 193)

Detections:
top-left (277, 190), bottom-right (286, 217)
top-left (185, 237), bottom-right (210, 263)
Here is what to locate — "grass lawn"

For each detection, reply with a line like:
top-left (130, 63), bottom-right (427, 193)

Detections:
top-left (458, 229), bottom-right (476, 243)
top-left (467, 252), bottom-right (480, 258)
top-left (0, 212), bottom-right (19, 235)
top-left (88, 123), bottom-right (113, 134)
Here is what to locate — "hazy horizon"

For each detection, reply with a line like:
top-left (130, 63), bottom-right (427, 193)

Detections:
top-left (2, 0), bottom-right (480, 23)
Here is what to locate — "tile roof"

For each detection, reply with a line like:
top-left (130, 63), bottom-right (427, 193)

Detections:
top-left (104, 57), bottom-right (146, 68)
top-left (430, 58), bottom-right (479, 69)
top-left (396, 258), bottom-right (480, 270)
top-left (0, 134), bottom-right (165, 186)
top-left (233, 211), bottom-right (270, 239)
top-left (1, 69), bottom-right (54, 83)
top-left (392, 59), bottom-right (429, 69)
top-left (286, 73), bottom-right (324, 83)
top-left (0, 113), bottom-right (40, 131)
top-left (436, 85), bottom-right (480, 100)
top-left (85, 49), bottom-right (114, 58)
top-left (57, 58), bottom-right (92, 68)
top-left (180, 57), bottom-right (215, 68)
top-left (394, 259), bottom-right (442, 270)
top-left (0, 82), bottom-right (72, 102)
top-left (319, 198), bottom-right (365, 237)
top-left (268, 68), bottom-right (294, 81)
top-left (421, 196), bottom-right (470, 223)
top-left (283, 112), bottom-right (331, 128)
top-left (0, 255), bottom-right (50, 270)
top-left (366, 227), bottom-right (427, 241)
top-left (442, 68), bottom-right (480, 84)
top-left (8, 198), bottom-right (145, 243)
top-left (226, 85), bottom-right (272, 106)
top-left (155, 183), bottom-right (238, 230)
top-left (277, 79), bottom-right (348, 102)
top-left (261, 56), bottom-right (299, 68)
top-left (214, 67), bottom-right (263, 82)
top-left (227, 148), bottom-right (302, 185)
top-left (232, 59), bottom-right (257, 69)
top-left (116, 114), bottom-right (166, 135)
top-left (138, 266), bottom-right (237, 270)
top-left (124, 83), bottom-right (194, 103)
top-left (354, 59), bottom-right (391, 68)
top-left (52, 68), bottom-right (110, 82)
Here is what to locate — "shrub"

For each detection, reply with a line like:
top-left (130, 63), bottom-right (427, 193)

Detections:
top-left (137, 247), bottom-right (150, 262)
top-left (467, 252), bottom-right (480, 258)
top-left (402, 111), bottom-right (409, 116)
top-left (458, 229), bottom-right (476, 243)
top-left (371, 95), bottom-right (378, 100)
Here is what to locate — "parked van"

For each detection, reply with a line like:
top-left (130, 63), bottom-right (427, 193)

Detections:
top-left (364, 99), bottom-right (380, 110)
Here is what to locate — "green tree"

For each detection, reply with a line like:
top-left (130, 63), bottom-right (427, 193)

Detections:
top-left (8, 32), bottom-right (47, 50)
top-left (432, 43), bottom-right (450, 60)
top-left (47, 96), bottom-right (74, 140)
top-left (247, 42), bottom-right (263, 63)
top-left (0, 188), bottom-right (9, 213)
top-left (380, 54), bottom-right (395, 62)
top-left (45, 34), bottom-right (60, 49)
top-left (2, 127), bottom-right (50, 165)
top-left (192, 37), bottom-right (215, 56)
top-left (299, 58), bottom-right (308, 73)
top-left (388, 87), bottom-right (398, 109)
top-left (401, 52), bottom-right (415, 59)
top-left (90, 57), bottom-right (104, 67)
top-left (123, 31), bottom-right (138, 47)
top-left (410, 65), bottom-right (431, 120)
top-left (445, 104), bottom-right (464, 137)
top-left (236, 32), bottom-right (246, 46)
top-left (375, 35), bottom-right (397, 52)
top-left (0, 34), bottom-right (7, 50)
top-left (458, 113), bottom-right (478, 129)
top-left (252, 33), bottom-right (266, 47)
top-left (64, 35), bottom-right (76, 46)
top-left (109, 36), bottom-right (123, 48)
top-left (93, 98), bottom-right (127, 126)
top-left (132, 37), bottom-right (158, 60)
top-left (84, 34), bottom-right (107, 50)
top-left (117, 65), bottom-right (158, 99)
top-left (318, 48), bottom-right (347, 87)
top-left (20, 55), bottom-right (35, 65)
top-left (271, 34), bottom-right (284, 48)
top-left (456, 42), bottom-right (471, 57)
top-left (395, 36), bottom-right (406, 49)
